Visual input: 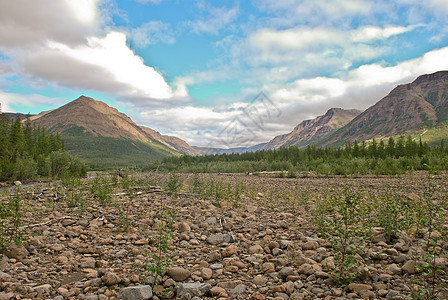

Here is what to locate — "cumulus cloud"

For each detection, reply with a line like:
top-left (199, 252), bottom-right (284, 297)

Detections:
top-left (0, 0), bottom-right (178, 103)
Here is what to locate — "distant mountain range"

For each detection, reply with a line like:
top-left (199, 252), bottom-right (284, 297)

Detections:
top-left (4, 71), bottom-right (448, 167)
top-left (317, 71), bottom-right (448, 147)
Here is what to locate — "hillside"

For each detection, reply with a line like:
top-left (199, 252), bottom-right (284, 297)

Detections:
top-left (30, 96), bottom-right (198, 168)
top-left (319, 71), bottom-right (448, 147)
top-left (262, 108), bottom-right (361, 150)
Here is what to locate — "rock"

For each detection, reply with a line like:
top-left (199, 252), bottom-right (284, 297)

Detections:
top-left (348, 283), bottom-right (373, 293)
top-left (102, 272), bottom-right (121, 286)
top-left (167, 267), bottom-right (191, 281)
top-left (14, 181), bottom-right (22, 186)
top-left (298, 263), bottom-right (315, 275)
top-left (262, 262), bottom-right (276, 273)
top-left (119, 285), bottom-right (153, 300)
top-left (176, 283), bottom-right (211, 298)
top-left (2, 242), bottom-right (29, 260)
top-left (248, 244), bottom-right (264, 254)
top-left (272, 285), bottom-right (286, 293)
top-left (206, 251), bottom-right (221, 263)
top-left (0, 271), bottom-right (11, 281)
top-left (210, 286), bottom-right (228, 297)
top-left (302, 241), bottom-right (319, 250)
top-left (229, 284), bottom-right (247, 296)
top-left (0, 292), bottom-right (14, 300)
top-left (222, 245), bottom-right (238, 257)
top-left (279, 267), bottom-right (296, 279)
top-left (386, 264), bottom-right (402, 275)
top-left (207, 234), bottom-right (224, 245)
top-left (402, 260), bottom-right (417, 274)
top-left (178, 222), bottom-right (191, 232)
top-left (253, 275), bottom-right (268, 286)
top-left (61, 218), bottom-right (77, 227)
top-left (201, 267), bottom-right (212, 280)
top-left (251, 292), bottom-right (266, 300)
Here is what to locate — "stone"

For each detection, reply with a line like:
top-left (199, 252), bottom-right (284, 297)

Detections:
top-left (2, 242), bottom-right (29, 260)
top-left (279, 267), bottom-right (296, 279)
top-left (207, 234), bottom-right (224, 245)
top-left (201, 267), bottom-right (212, 280)
top-left (402, 260), bottom-right (417, 274)
top-left (229, 284), bottom-right (247, 296)
top-left (176, 283), bottom-right (211, 298)
top-left (302, 241), bottom-right (319, 250)
top-left (262, 262), bottom-right (275, 273)
top-left (248, 244), bottom-right (264, 254)
top-left (298, 263), bottom-right (315, 275)
top-left (178, 222), bottom-right (191, 232)
top-left (206, 251), bottom-right (221, 262)
top-left (119, 285), bottom-right (153, 300)
top-left (61, 218), bottom-right (77, 227)
top-left (251, 292), bottom-right (266, 300)
top-left (167, 267), bottom-right (191, 282)
top-left (253, 275), bottom-right (268, 286)
top-left (222, 245), bottom-right (238, 257)
top-left (210, 286), bottom-right (228, 297)
top-left (0, 293), bottom-right (14, 300)
top-left (272, 285), bottom-right (286, 293)
top-left (0, 271), bottom-right (11, 281)
top-left (348, 283), bottom-right (373, 293)
top-left (102, 272), bottom-right (121, 286)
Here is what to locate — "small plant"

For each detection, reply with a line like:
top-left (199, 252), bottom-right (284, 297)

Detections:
top-left (89, 175), bottom-right (112, 204)
top-left (145, 198), bottom-right (176, 284)
top-left (313, 186), bottom-right (370, 285)
top-left (164, 172), bottom-right (181, 195)
top-left (0, 189), bottom-right (26, 249)
top-left (411, 177), bottom-right (447, 300)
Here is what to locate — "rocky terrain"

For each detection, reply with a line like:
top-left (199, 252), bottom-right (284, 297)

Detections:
top-left (0, 172), bottom-right (447, 300)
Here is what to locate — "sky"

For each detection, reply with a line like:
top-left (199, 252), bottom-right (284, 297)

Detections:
top-left (1, 0), bottom-right (448, 148)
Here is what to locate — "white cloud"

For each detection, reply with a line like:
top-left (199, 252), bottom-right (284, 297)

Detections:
top-left (187, 2), bottom-right (239, 35)
top-left (0, 91), bottom-right (67, 113)
top-left (0, 0), bottom-right (179, 103)
top-left (129, 21), bottom-right (175, 47)
top-left (352, 25), bottom-right (414, 42)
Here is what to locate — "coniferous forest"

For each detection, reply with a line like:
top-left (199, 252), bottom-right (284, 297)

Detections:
top-left (0, 115), bottom-right (87, 182)
top-left (152, 136), bottom-right (448, 175)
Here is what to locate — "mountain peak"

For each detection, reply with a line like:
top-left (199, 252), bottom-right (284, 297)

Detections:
top-left (261, 108), bottom-right (361, 150)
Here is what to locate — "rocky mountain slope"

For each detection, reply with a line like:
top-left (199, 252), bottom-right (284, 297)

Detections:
top-left (262, 108), bottom-right (361, 150)
top-left (30, 96), bottom-right (199, 167)
top-left (319, 71), bottom-right (448, 147)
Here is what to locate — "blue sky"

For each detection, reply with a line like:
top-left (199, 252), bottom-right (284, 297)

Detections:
top-left (1, 0), bottom-right (448, 147)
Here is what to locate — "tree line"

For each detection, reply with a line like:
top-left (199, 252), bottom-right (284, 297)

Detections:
top-left (0, 115), bottom-right (87, 182)
top-left (149, 136), bottom-right (448, 175)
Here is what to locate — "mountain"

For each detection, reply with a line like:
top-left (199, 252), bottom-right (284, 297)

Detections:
top-left (193, 143), bottom-right (267, 155)
top-left (2, 112), bottom-right (35, 121)
top-left (262, 108), bottom-right (362, 150)
top-left (31, 96), bottom-right (199, 168)
top-left (318, 71), bottom-right (448, 147)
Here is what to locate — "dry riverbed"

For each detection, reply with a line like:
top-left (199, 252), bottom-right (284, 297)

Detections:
top-left (0, 172), bottom-right (447, 300)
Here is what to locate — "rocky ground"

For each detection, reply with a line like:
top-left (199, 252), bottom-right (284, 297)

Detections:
top-left (0, 172), bottom-right (447, 300)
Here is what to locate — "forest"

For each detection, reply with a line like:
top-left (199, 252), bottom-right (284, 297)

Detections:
top-left (150, 136), bottom-right (448, 175)
top-left (0, 115), bottom-right (87, 182)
